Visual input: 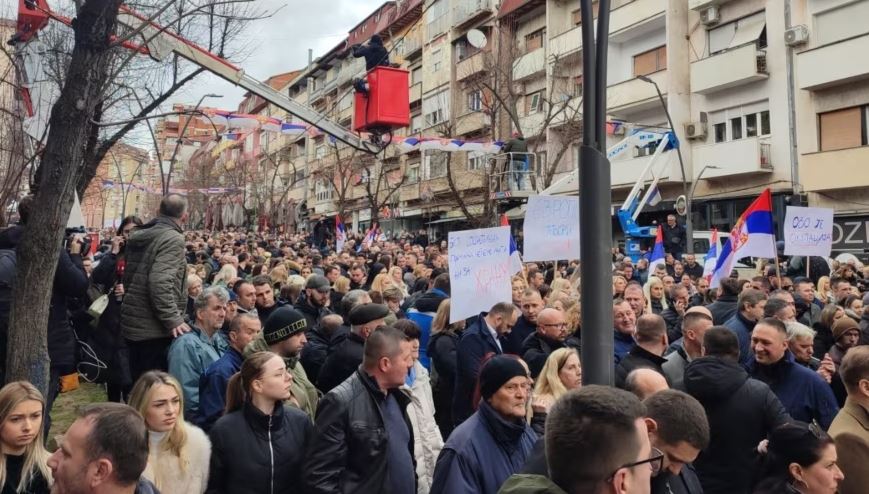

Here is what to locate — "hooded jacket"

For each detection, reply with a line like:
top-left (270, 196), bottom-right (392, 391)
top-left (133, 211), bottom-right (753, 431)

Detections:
top-left (430, 400), bottom-right (537, 494)
top-left (683, 356), bottom-right (790, 494)
top-left (121, 216), bottom-right (187, 341)
top-left (705, 294), bottom-right (738, 326)
top-left (408, 288), bottom-right (448, 369)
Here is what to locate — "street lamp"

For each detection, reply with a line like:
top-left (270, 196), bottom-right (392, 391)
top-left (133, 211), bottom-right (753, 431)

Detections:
top-left (635, 74), bottom-right (692, 253)
top-left (164, 93), bottom-right (222, 195)
top-left (687, 165), bottom-right (719, 245)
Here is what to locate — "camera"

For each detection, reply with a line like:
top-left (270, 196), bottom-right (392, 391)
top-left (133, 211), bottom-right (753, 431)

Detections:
top-left (64, 227), bottom-right (92, 255)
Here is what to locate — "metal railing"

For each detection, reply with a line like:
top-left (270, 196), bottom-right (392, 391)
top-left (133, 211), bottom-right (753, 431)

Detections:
top-left (488, 152), bottom-right (538, 195)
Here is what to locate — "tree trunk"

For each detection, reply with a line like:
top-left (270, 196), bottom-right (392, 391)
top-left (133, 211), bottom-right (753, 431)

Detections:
top-left (6, 0), bottom-right (123, 393)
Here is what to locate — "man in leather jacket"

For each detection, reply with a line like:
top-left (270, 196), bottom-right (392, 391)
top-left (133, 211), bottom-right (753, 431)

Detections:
top-left (304, 326), bottom-right (416, 494)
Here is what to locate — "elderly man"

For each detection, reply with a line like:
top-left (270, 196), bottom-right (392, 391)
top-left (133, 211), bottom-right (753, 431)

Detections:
top-left (786, 321), bottom-right (822, 370)
top-left (623, 283), bottom-right (646, 319)
top-left (616, 314), bottom-right (669, 389)
top-left (431, 355), bottom-right (536, 494)
top-left (625, 368), bottom-right (669, 400)
top-left (316, 303), bottom-right (390, 393)
top-left (613, 299), bottom-right (637, 363)
top-left (521, 308), bottom-right (577, 378)
top-left (663, 307), bottom-right (713, 388)
top-left (168, 286), bottom-right (227, 421)
top-left (829, 346), bottom-right (869, 494)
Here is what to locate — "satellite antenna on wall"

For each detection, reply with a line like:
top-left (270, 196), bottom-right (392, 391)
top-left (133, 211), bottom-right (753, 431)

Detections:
top-left (467, 29), bottom-right (488, 49)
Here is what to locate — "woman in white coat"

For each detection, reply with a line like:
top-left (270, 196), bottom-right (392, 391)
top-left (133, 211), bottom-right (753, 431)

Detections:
top-left (394, 320), bottom-right (443, 494)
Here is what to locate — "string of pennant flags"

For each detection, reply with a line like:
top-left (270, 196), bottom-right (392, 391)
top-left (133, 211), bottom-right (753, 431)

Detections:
top-left (101, 179), bottom-right (240, 196)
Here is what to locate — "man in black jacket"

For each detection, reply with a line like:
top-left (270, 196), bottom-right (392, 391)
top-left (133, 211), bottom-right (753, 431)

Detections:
top-left (683, 327), bottom-right (790, 494)
top-left (351, 34), bottom-right (390, 95)
top-left (316, 303), bottom-right (389, 393)
top-left (295, 275), bottom-right (333, 330)
top-left (662, 214), bottom-right (686, 259)
top-left (705, 277), bottom-right (740, 325)
top-left (660, 284), bottom-right (690, 342)
top-left (521, 308), bottom-right (577, 378)
top-left (616, 314), bottom-right (669, 389)
top-left (644, 390), bottom-right (709, 494)
top-left (503, 289), bottom-right (543, 355)
top-left (305, 326), bottom-right (415, 494)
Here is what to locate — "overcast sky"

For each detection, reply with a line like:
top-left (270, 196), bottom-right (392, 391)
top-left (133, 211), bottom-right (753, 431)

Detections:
top-left (174, 0), bottom-right (385, 111)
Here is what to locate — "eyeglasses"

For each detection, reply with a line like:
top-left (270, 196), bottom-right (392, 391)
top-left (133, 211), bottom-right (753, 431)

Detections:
top-left (541, 323), bottom-right (568, 330)
top-left (608, 447), bottom-right (664, 481)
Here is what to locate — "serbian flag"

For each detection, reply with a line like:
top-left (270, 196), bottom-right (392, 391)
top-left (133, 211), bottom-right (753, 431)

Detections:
top-left (648, 227), bottom-right (666, 273)
top-left (702, 228), bottom-right (720, 284)
top-left (336, 216), bottom-right (346, 252)
top-left (501, 214), bottom-right (523, 275)
top-left (709, 188), bottom-right (776, 288)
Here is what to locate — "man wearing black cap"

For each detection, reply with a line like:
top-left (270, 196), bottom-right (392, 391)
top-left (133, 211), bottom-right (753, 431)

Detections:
top-left (430, 355), bottom-right (536, 494)
top-left (245, 306), bottom-right (319, 419)
top-left (296, 275), bottom-right (333, 330)
top-left (316, 303), bottom-right (390, 393)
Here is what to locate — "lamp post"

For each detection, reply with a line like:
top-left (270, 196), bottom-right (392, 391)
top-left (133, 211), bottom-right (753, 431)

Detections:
top-left (164, 93), bottom-right (222, 195)
top-left (635, 74), bottom-right (692, 253)
top-left (687, 165), bottom-right (719, 243)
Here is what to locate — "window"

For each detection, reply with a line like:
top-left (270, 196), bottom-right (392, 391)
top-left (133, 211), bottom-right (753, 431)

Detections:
top-left (632, 46), bottom-right (666, 77)
top-left (422, 90), bottom-right (449, 127)
top-left (814, 1), bottom-right (869, 46)
top-left (411, 114), bottom-right (423, 134)
top-left (425, 109), bottom-right (444, 126)
top-left (294, 167), bottom-right (305, 183)
top-left (468, 89), bottom-right (483, 112)
top-left (730, 117), bottom-right (743, 140)
top-left (708, 12), bottom-right (767, 55)
top-left (525, 29), bottom-right (545, 52)
top-left (411, 66), bottom-right (423, 85)
top-left (455, 39), bottom-right (469, 61)
top-left (315, 180), bottom-right (333, 202)
top-left (574, 75), bottom-right (584, 98)
top-left (714, 123), bottom-right (727, 143)
top-left (745, 113), bottom-right (758, 137)
top-left (573, 1), bottom-right (598, 25)
top-left (468, 151), bottom-right (486, 171)
top-left (526, 91), bottom-right (543, 114)
top-left (424, 151), bottom-right (447, 179)
top-left (819, 106), bottom-right (867, 151)
top-left (406, 163), bottom-right (420, 183)
top-left (760, 110), bottom-right (770, 136)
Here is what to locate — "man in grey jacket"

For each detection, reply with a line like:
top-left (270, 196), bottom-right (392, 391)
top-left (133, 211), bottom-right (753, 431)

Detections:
top-left (121, 194), bottom-right (190, 381)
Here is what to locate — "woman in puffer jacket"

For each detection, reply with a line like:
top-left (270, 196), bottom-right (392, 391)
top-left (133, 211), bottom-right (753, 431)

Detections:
top-left (206, 352), bottom-right (313, 494)
top-left (395, 320), bottom-right (443, 494)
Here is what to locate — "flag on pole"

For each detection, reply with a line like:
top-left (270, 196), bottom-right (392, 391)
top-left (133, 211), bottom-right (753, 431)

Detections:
top-left (501, 214), bottom-right (523, 275)
top-left (702, 228), bottom-right (719, 284)
top-left (647, 183), bottom-right (663, 206)
top-left (709, 188), bottom-right (776, 289)
top-left (648, 227), bottom-right (666, 273)
top-left (336, 216), bottom-right (346, 252)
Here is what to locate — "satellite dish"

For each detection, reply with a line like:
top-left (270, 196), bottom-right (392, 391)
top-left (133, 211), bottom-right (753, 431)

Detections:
top-left (675, 195), bottom-right (688, 216)
top-left (467, 29), bottom-right (487, 49)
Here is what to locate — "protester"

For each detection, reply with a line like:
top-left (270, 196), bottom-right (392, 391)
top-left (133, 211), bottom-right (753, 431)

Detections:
top-left (128, 372), bottom-right (210, 494)
top-left (300, 312), bottom-right (345, 385)
top-left (753, 422), bottom-right (844, 494)
top-left (529, 348), bottom-right (581, 435)
top-left (813, 303), bottom-right (843, 359)
top-left (232, 280), bottom-right (258, 317)
top-left (305, 327), bottom-right (416, 494)
top-left (317, 303), bottom-right (390, 393)
top-left (828, 346), bottom-right (869, 494)
top-left (521, 308), bottom-right (577, 378)
top-left (661, 284), bottom-right (690, 342)
top-left (167, 286), bottom-right (228, 421)
top-left (644, 277), bottom-right (668, 315)
top-left (48, 403), bottom-right (157, 494)
top-left (208, 352), bottom-right (313, 494)
top-left (625, 368), bottom-right (669, 400)
top-left (706, 278), bottom-right (741, 325)
top-left (613, 299), bottom-right (638, 363)
top-left (724, 288), bottom-right (768, 366)
top-left (623, 283), bottom-right (645, 319)
top-left (0, 382), bottom-right (50, 493)
top-left (251, 275), bottom-right (284, 325)
top-left (644, 390), bottom-right (709, 494)
top-left (662, 307), bottom-right (713, 388)
top-left (295, 275), bottom-right (333, 330)
top-left (786, 321), bottom-right (823, 371)
top-left (828, 317), bottom-right (860, 369)
top-left (430, 355), bottom-right (536, 494)
top-left (406, 273), bottom-right (450, 369)
top-left (427, 298), bottom-right (464, 438)
top-left (122, 194), bottom-right (191, 381)
top-left (504, 289), bottom-right (544, 355)
top-left (615, 314), bottom-right (669, 388)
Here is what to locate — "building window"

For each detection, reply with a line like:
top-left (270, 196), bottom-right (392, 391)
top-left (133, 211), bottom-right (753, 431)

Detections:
top-left (455, 39), bottom-right (469, 61)
top-left (525, 29), bottom-right (545, 52)
top-left (714, 123), bottom-right (727, 143)
top-left (708, 12), bottom-right (767, 55)
top-left (406, 163), bottom-right (420, 183)
top-left (633, 46), bottom-right (667, 77)
top-left (424, 151), bottom-right (447, 179)
top-left (760, 110), bottom-right (771, 136)
top-left (411, 114), bottom-right (423, 134)
top-left (425, 109), bottom-right (444, 127)
top-left (315, 180), bottom-right (333, 202)
top-left (574, 75), bottom-right (584, 98)
top-left (468, 89), bottom-right (483, 112)
top-left (573, 1), bottom-right (598, 26)
top-left (745, 113), bottom-right (758, 137)
top-left (468, 151), bottom-right (486, 171)
top-left (526, 91), bottom-right (543, 115)
top-left (731, 117), bottom-right (743, 140)
top-left (819, 106), bottom-right (867, 151)
top-left (411, 66), bottom-right (423, 85)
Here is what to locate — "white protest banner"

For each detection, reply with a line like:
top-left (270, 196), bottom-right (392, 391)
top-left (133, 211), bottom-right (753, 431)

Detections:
top-left (522, 195), bottom-right (580, 262)
top-left (448, 226), bottom-right (511, 323)
top-left (784, 206), bottom-right (834, 257)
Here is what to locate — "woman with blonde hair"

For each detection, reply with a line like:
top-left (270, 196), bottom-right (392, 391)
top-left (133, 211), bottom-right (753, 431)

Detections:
top-left (0, 382), bottom-right (50, 493)
top-left (330, 275), bottom-right (351, 310)
top-left (511, 276), bottom-right (528, 307)
top-left (530, 348), bottom-right (581, 434)
top-left (389, 266), bottom-right (409, 298)
top-left (207, 352), bottom-right (312, 494)
top-left (269, 263), bottom-right (289, 288)
top-left (643, 277), bottom-right (669, 315)
top-left (549, 278), bottom-right (573, 298)
top-left (370, 273), bottom-right (395, 294)
top-left (612, 275), bottom-right (627, 298)
top-left (427, 299), bottom-right (465, 438)
top-left (211, 263), bottom-right (237, 287)
top-left (128, 371), bottom-right (210, 494)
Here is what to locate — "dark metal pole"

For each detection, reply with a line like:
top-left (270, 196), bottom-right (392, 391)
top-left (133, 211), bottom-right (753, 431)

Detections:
top-left (579, 0), bottom-right (613, 386)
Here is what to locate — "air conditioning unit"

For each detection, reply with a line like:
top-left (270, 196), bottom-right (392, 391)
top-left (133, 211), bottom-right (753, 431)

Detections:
top-left (785, 25), bottom-right (809, 47)
top-left (685, 121), bottom-right (708, 140)
top-left (700, 6), bottom-right (720, 26)
top-left (756, 52), bottom-right (768, 73)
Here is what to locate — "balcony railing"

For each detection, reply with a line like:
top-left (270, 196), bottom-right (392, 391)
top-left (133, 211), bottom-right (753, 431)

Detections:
top-left (452, 0), bottom-right (494, 30)
top-left (427, 14), bottom-right (449, 40)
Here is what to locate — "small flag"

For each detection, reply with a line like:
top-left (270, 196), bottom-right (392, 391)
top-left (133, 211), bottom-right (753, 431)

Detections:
top-left (647, 183), bottom-right (662, 206)
top-left (501, 214), bottom-right (523, 275)
top-left (649, 227), bottom-right (666, 274)
top-left (702, 228), bottom-right (719, 284)
top-left (710, 188), bottom-right (776, 289)
top-left (336, 216), bottom-right (346, 252)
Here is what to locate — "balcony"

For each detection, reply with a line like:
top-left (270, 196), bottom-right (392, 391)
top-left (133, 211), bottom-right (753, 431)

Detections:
top-left (610, 0), bottom-right (666, 38)
top-left (800, 146), bottom-right (869, 192)
top-left (796, 33), bottom-right (869, 91)
top-left (550, 26), bottom-right (581, 63)
top-left (337, 58), bottom-right (365, 87)
top-left (611, 150), bottom-right (680, 188)
top-left (519, 111), bottom-right (546, 138)
top-left (427, 15), bottom-right (449, 40)
top-left (409, 82), bottom-right (422, 103)
top-left (692, 137), bottom-right (773, 180)
top-left (688, 0), bottom-right (734, 11)
top-left (691, 44), bottom-right (768, 94)
top-left (456, 112), bottom-right (488, 136)
top-left (606, 69), bottom-right (667, 119)
top-left (456, 50), bottom-right (487, 81)
top-left (403, 30), bottom-right (423, 59)
top-left (452, 0), bottom-right (494, 31)
top-left (513, 47), bottom-right (545, 82)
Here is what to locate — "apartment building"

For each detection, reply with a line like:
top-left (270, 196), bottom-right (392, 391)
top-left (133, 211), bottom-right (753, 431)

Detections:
top-left (81, 142), bottom-right (155, 228)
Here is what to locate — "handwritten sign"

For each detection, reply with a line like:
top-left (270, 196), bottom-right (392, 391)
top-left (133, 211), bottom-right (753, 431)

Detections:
top-left (448, 226), bottom-right (512, 323)
top-left (522, 195), bottom-right (581, 262)
top-left (784, 206), bottom-right (834, 257)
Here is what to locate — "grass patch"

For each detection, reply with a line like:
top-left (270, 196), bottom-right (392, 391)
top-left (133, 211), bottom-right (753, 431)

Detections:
top-left (48, 382), bottom-right (106, 450)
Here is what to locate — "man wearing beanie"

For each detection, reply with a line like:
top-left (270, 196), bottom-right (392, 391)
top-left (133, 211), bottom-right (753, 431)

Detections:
top-left (830, 317), bottom-right (861, 368)
top-left (430, 355), bottom-right (536, 494)
top-left (245, 306), bottom-right (319, 419)
top-left (747, 317), bottom-right (839, 429)
top-left (317, 303), bottom-right (390, 393)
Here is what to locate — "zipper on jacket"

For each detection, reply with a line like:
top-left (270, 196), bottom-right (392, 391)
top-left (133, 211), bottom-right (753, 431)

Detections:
top-left (268, 414), bottom-right (274, 494)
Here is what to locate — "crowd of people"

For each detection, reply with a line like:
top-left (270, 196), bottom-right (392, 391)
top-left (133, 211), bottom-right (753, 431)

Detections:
top-left (0, 194), bottom-right (865, 494)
